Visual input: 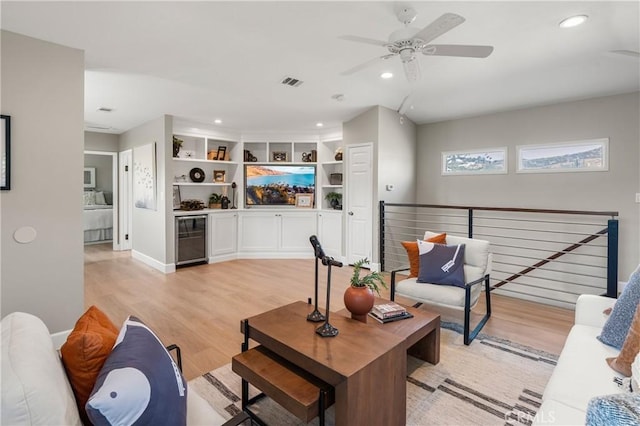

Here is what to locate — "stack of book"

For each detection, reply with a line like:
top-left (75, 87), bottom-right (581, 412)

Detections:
top-left (369, 302), bottom-right (413, 323)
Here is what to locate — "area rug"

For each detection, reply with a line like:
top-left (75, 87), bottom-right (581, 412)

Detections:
top-left (189, 326), bottom-right (558, 425)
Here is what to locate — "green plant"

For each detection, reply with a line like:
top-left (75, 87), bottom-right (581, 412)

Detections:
top-left (350, 258), bottom-right (387, 296)
top-left (209, 193), bottom-right (221, 204)
top-left (325, 192), bottom-right (342, 202)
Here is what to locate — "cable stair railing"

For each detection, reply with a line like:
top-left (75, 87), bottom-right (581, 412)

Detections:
top-left (379, 202), bottom-right (619, 308)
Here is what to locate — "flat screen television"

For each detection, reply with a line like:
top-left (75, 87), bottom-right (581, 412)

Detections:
top-left (245, 164), bottom-right (316, 207)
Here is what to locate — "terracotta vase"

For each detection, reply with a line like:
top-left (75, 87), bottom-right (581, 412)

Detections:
top-left (344, 286), bottom-right (375, 323)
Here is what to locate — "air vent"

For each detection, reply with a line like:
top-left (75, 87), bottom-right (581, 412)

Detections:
top-left (97, 107), bottom-right (114, 112)
top-left (280, 76), bottom-right (304, 87)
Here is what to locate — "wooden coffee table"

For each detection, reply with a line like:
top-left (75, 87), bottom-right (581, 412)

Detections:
top-left (337, 297), bottom-right (441, 365)
top-left (240, 300), bottom-right (440, 426)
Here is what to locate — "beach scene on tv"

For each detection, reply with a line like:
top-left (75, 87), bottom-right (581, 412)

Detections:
top-left (245, 165), bottom-right (315, 206)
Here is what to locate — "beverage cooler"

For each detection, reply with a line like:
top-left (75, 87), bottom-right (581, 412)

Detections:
top-left (175, 215), bottom-right (207, 266)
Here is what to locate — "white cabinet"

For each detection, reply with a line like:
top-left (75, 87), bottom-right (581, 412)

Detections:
top-left (208, 212), bottom-right (238, 263)
top-left (317, 210), bottom-right (343, 259)
top-left (238, 211), bottom-right (317, 257)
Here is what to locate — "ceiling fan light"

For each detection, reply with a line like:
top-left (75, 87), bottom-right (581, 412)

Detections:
top-left (559, 15), bottom-right (588, 28)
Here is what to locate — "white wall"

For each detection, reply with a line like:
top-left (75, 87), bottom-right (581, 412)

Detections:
top-left (416, 92), bottom-right (640, 279)
top-left (84, 154), bottom-right (112, 193)
top-left (85, 131), bottom-right (118, 152)
top-left (0, 31), bottom-right (84, 332)
top-left (118, 115), bottom-right (172, 269)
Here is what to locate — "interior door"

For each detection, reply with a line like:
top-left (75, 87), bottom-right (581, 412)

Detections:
top-left (119, 149), bottom-right (133, 251)
top-left (346, 143), bottom-right (373, 265)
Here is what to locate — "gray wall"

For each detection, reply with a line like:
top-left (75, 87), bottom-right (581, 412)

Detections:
top-left (343, 106), bottom-right (417, 264)
top-left (416, 92), bottom-right (640, 279)
top-left (0, 31), bottom-right (84, 332)
top-left (85, 131), bottom-right (118, 152)
top-left (84, 154), bottom-right (112, 193)
top-left (119, 115), bottom-right (173, 267)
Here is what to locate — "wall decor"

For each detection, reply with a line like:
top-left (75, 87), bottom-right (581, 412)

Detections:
top-left (442, 147), bottom-right (507, 175)
top-left (84, 167), bottom-right (96, 188)
top-left (295, 193), bottom-right (313, 208)
top-left (517, 138), bottom-right (609, 173)
top-left (216, 146), bottom-right (227, 161)
top-left (213, 170), bottom-right (226, 183)
top-left (1, 115), bottom-right (10, 190)
top-left (133, 143), bottom-right (156, 210)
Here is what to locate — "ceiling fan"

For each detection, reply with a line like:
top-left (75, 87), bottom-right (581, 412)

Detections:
top-left (340, 7), bottom-right (494, 82)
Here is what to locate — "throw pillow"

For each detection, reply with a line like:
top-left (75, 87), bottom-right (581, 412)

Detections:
top-left (416, 241), bottom-right (466, 288)
top-left (95, 191), bottom-right (107, 205)
top-left (607, 304), bottom-right (640, 377)
top-left (599, 265), bottom-right (640, 349)
top-left (632, 352), bottom-right (640, 392)
top-left (83, 190), bottom-right (96, 205)
top-left (86, 316), bottom-right (187, 426)
top-left (401, 233), bottom-right (447, 278)
top-left (60, 305), bottom-right (119, 425)
top-left (585, 393), bottom-right (640, 425)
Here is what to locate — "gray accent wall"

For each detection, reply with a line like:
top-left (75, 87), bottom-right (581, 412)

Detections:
top-left (84, 154), bottom-right (113, 193)
top-left (85, 131), bottom-right (118, 151)
top-left (416, 92), bottom-right (640, 279)
top-left (0, 31), bottom-right (84, 332)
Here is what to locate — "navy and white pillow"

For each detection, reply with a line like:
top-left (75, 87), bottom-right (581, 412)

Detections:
top-left (416, 240), bottom-right (466, 288)
top-left (86, 316), bottom-right (187, 426)
top-left (599, 265), bottom-right (640, 349)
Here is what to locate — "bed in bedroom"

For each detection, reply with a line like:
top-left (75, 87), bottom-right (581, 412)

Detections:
top-left (84, 190), bottom-right (113, 243)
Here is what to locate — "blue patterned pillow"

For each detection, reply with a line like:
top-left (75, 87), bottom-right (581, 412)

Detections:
top-left (586, 393), bottom-right (640, 425)
top-left (598, 266), bottom-right (640, 349)
top-left (86, 316), bottom-right (187, 426)
top-left (417, 241), bottom-right (466, 288)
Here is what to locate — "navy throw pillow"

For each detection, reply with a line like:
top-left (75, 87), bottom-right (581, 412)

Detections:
top-left (86, 316), bottom-right (187, 426)
top-left (417, 241), bottom-right (466, 288)
top-left (599, 265), bottom-right (640, 349)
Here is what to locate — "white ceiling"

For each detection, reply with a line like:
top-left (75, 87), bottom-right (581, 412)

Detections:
top-left (2, 1), bottom-right (639, 134)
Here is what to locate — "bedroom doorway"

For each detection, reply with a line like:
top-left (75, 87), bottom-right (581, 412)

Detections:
top-left (84, 150), bottom-right (119, 250)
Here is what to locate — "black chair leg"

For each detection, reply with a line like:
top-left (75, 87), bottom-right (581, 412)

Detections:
top-left (464, 275), bottom-right (492, 345)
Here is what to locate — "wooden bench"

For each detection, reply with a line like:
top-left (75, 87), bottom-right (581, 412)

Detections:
top-left (232, 345), bottom-right (334, 425)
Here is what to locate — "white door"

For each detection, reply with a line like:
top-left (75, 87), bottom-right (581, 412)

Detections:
top-left (345, 143), bottom-right (373, 265)
top-left (119, 149), bottom-right (133, 251)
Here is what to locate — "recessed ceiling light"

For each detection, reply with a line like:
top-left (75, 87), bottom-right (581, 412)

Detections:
top-left (559, 15), bottom-right (588, 28)
top-left (214, 119), bottom-right (222, 124)
top-left (380, 72), bottom-right (393, 79)
top-left (316, 122), bottom-right (324, 127)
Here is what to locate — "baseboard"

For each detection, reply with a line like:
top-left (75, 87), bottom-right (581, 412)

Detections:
top-left (237, 252), bottom-right (315, 260)
top-left (132, 250), bottom-right (175, 273)
top-left (208, 253), bottom-right (239, 264)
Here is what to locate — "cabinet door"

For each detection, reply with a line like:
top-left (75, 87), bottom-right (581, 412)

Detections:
top-left (280, 212), bottom-right (317, 252)
top-left (318, 211), bottom-right (342, 259)
top-left (209, 213), bottom-right (237, 257)
top-left (238, 213), bottom-right (279, 251)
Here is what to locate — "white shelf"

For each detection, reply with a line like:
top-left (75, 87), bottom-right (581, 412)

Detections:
top-left (322, 185), bottom-right (343, 189)
top-left (173, 158), bottom-right (239, 165)
top-left (322, 160), bottom-right (343, 166)
top-left (173, 182), bottom-right (231, 187)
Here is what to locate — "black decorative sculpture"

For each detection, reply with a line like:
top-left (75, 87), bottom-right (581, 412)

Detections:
top-left (231, 182), bottom-right (237, 209)
top-left (308, 235), bottom-right (343, 337)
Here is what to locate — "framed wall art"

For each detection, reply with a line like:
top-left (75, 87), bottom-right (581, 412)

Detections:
top-left (133, 142), bottom-right (157, 210)
top-left (442, 147), bottom-right (507, 175)
top-left (1, 115), bottom-right (11, 190)
top-left (517, 138), bottom-right (609, 173)
top-left (295, 193), bottom-right (313, 208)
top-left (213, 170), bottom-right (226, 183)
top-left (84, 167), bottom-right (96, 188)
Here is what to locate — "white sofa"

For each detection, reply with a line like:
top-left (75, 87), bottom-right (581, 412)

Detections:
top-left (1, 311), bottom-right (235, 425)
top-left (533, 294), bottom-right (623, 425)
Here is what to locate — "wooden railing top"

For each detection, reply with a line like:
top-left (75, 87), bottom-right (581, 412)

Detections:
top-left (381, 202), bottom-right (618, 218)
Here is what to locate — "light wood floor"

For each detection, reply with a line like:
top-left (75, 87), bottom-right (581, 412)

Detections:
top-left (85, 243), bottom-right (574, 381)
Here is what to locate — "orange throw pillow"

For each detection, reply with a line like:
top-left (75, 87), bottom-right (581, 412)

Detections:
top-left (607, 303), bottom-right (640, 377)
top-left (401, 233), bottom-right (446, 278)
top-left (61, 306), bottom-right (119, 425)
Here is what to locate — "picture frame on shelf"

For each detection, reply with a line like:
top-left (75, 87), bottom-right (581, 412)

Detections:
top-left (172, 186), bottom-right (181, 210)
top-left (272, 151), bottom-right (287, 162)
top-left (1, 115), bottom-right (10, 190)
top-left (216, 146), bottom-right (227, 161)
top-left (213, 170), bottom-right (226, 183)
top-left (295, 193), bottom-right (313, 208)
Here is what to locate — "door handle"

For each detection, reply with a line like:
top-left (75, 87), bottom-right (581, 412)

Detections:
top-left (348, 211), bottom-right (354, 216)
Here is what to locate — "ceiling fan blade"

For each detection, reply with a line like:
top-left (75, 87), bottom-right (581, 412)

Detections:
top-left (610, 49), bottom-right (640, 58)
top-left (397, 94), bottom-right (413, 115)
top-left (339, 35), bottom-right (388, 47)
top-left (341, 53), bottom-right (396, 76)
top-left (413, 13), bottom-right (465, 44)
top-left (422, 44), bottom-right (494, 58)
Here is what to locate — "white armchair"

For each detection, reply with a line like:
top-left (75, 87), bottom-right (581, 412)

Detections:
top-left (391, 231), bottom-right (492, 345)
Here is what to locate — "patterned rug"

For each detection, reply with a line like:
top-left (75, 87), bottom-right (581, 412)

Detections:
top-left (189, 325), bottom-right (558, 425)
